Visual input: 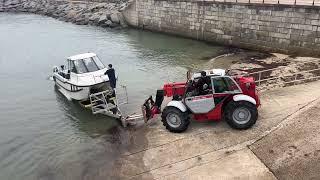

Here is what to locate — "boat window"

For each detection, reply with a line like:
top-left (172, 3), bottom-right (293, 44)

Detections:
top-left (93, 56), bottom-right (105, 70)
top-left (71, 57), bottom-right (105, 74)
top-left (73, 59), bottom-right (88, 74)
top-left (70, 61), bottom-right (77, 73)
top-left (83, 57), bottom-right (99, 72)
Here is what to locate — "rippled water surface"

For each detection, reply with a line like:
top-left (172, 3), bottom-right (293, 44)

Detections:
top-left (0, 13), bottom-right (226, 180)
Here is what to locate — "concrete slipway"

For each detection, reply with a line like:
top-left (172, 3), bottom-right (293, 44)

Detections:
top-left (112, 81), bottom-right (320, 180)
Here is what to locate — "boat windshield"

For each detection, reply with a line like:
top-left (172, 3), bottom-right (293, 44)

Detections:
top-left (92, 56), bottom-right (105, 70)
top-left (71, 56), bottom-right (106, 74)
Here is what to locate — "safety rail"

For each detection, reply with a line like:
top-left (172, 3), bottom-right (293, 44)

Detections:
top-left (116, 85), bottom-right (129, 106)
top-left (247, 66), bottom-right (288, 86)
top-left (256, 68), bottom-right (320, 84)
top-left (245, 61), bottom-right (320, 90)
top-left (64, 0), bottom-right (320, 6)
top-left (248, 59), bottom-right (319, 82)
top-left (213, 0), bottom-right (320, 6)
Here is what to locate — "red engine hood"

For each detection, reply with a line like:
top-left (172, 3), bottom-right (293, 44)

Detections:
top-left (235, 76), bottom-right (260, 107)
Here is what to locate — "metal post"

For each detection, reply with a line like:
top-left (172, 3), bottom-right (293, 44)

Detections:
top-left (294, 0), bottom-right (296, 5)
top-left (258, 72), bottom-right (261, 86)
top-left (263, 0), bottom-right (264, 3)
top-left (124, 86), bottom-right (128, 104)
top-left (294, 74), bottom-right (297, 85)
top-left (313, 0), bottom-right (315, 5)
top-left (278, 0), bottom-right (279, 4)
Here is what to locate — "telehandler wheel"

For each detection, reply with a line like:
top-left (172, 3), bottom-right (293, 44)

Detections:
top-left (224, 101), bottom-right (258, 130)
top-left (161, 106), bottom-right (190, 133)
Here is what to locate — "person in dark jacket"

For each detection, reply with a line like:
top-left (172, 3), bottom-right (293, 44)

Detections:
top-left (196, 71), bottom-right (211, 95)
top-left (105, 64), bottom-right (116, 91)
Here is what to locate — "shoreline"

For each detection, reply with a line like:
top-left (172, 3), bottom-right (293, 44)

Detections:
top-left (0, 0), bottom-right (129, 28)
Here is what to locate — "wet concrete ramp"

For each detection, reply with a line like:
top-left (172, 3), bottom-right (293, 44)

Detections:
top-left (116, 81), bottom-right (320, 179)
top-left (250, 99), bottom-right (320, 180)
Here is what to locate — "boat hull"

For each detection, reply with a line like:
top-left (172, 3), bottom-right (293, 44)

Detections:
top-left (54, 77), bottom-right (90, 101)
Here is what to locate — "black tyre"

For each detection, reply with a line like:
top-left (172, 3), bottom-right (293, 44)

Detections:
top-left (224, 101), bottom-right (258, 130)
top-left (161, 106), bottom-right (190, 133)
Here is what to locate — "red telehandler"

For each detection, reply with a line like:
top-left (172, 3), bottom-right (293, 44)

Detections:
top-left (142, 69), bottom-right (260, 133)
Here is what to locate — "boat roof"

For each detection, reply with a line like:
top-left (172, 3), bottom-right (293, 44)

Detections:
top-left (68, 53), bottom-right (97, 61)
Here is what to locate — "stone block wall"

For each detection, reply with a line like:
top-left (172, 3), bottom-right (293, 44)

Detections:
top-left (123, 0), bottom-right (320, 55)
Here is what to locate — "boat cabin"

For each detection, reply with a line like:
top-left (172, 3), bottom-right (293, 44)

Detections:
top-left (53, 53), bottom-right (109, 86)
top-left (67, 53), bottom-right (106, 75)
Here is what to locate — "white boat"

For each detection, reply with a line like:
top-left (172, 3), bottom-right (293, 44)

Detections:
top-left (52, 53), bottom-right (112, 101)
top-left (52, 52), bottom-right (137, 125)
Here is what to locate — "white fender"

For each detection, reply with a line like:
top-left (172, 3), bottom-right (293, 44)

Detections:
top-left (233, 94), bottom-right (256, 105)
top-left (167, 101), bottom-right (187, 112)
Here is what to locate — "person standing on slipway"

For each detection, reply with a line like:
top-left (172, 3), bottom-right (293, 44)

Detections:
top-left (104, 64), bottom-right (116, 95)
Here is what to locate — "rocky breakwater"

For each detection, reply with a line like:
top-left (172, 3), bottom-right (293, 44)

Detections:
top-left (0, 0), bottom-right (129, 28)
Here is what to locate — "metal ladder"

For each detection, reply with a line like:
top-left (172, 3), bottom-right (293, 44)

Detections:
top-left (89, 90), bottom-right (120, 118)
top-left (89, 85), bottom-right (142, 127)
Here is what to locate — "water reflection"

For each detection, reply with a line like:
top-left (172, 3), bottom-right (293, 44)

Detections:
top-left (123, 29), bottom-right (225, 68)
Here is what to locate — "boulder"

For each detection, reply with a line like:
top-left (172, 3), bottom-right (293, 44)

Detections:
top-left (105, 20), bottom-right (112, 26)
top-left (98, 14), bottom-right (108, 24)
top-left (88, 3), bottom-right (105, 13)
top-left (58, 16), bottom-right (66, 21)
top-left (56, 4), bottom-right (66, 13)
top-left (110, 13), bottom-right (120, 24)
top-left (89, 13), bottom-right (100, 22)
top-left (74, 13), bottom-right (86, 23)
top-left (29, 8), bottom-right (37, 13)
top-left (52, 12), bottom-right (61, 18)
top-left (101, 20), bottom-right (113, 28)
top-left (109, 22), bottom-right (119, 28)
top-left (116, 12), bottom-right (128, 27)
top-left (4, 0), bottom-right (20, 6)
top-left (75, 18), bottom-right (85, 25)
top-left (106, 13), bottom-right (111, 20)
top-left (29, 1), bottom-right (36, 8)
top-left (119, 3), bottom-right (127, 11)
top-left (65, 10), bottom-right (77, 20)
